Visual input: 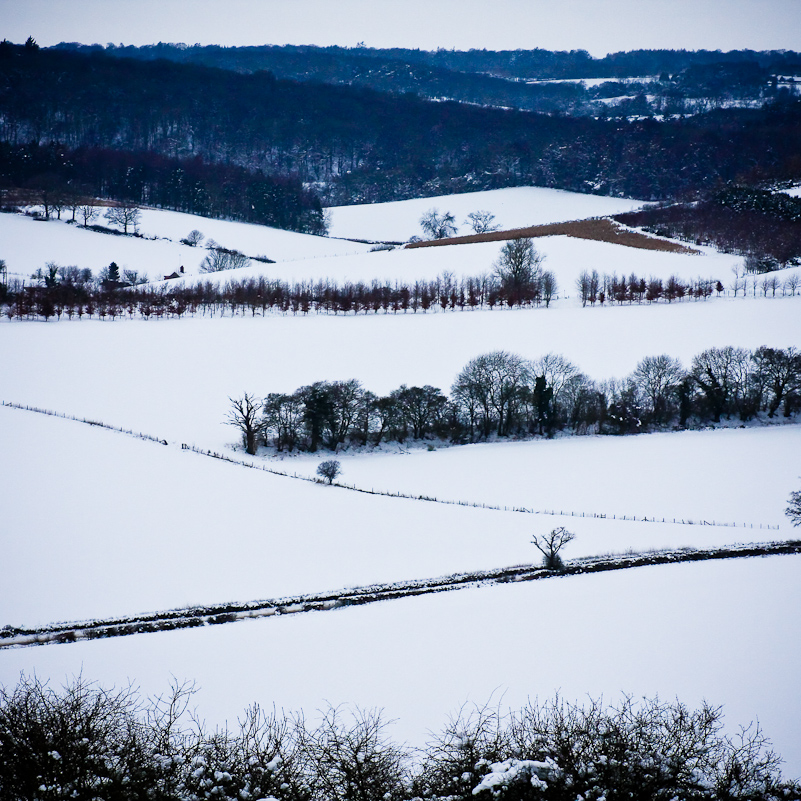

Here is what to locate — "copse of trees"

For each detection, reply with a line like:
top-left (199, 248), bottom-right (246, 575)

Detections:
top-left (0, 142), bottom-right (327, 235)
top-left (575, 269), bottom-right (723, 306)
top-left (615, 187), bottom-right (801, 269)
top-left (229, 346), bottom-right (800, 454)
top-left (2, 675), bottom-right (798, 801)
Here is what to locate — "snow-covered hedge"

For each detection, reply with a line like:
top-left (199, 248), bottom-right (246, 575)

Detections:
top-left (2, 676), bottom-right (797, 801)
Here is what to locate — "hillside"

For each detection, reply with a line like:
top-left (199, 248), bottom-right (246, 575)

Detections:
top-left (3, 42), bottom-right (801, 212)
top-left (1, 189), bottom-right (800, 780)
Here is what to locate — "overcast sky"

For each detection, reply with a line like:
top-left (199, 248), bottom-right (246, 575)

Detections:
top-left (3, 0), bottom-right (801, 56)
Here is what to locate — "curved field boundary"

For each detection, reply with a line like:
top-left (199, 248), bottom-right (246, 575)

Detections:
top-left (2, 541), bottom-right (799, 650)
top-left (405, 218), bottom-right (699, 254)
top-left (1, 401), bottom-right (781, 533)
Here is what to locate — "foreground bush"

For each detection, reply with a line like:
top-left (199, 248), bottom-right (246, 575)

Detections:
top-left (1, 676), bottom-right (798, 800)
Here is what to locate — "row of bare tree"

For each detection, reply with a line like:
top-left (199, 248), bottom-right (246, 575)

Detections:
top-left (9, 264), bottom-right (796, 324)
top-left (228, 346), bottom-right (801, 454)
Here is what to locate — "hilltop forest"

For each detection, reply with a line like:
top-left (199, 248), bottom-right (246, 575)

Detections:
top-left (1, 39), bottom-right (801, 226)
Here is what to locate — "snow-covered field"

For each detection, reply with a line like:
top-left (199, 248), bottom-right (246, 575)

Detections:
top-left (2, 189), bottom-right (800, 776)
top-left (3, 404), bottom-right (795, 630)
top-left (0, 210), bottom-right (372, 284)
top-left (2, 556), bottom-right (799, 774)
top-left (326, 186), bottom-right (645, 242)
top-left (7, 198), bottom-right (799, 297)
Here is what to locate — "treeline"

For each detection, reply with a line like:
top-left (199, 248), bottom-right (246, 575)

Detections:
top-left (62, 41), bottom-right (801, 82)
top-left (3, 42), bottom-right (801, 204)
top-left (0, 142), bottom-right (326, 234)
top-left (6, 265), bottom-right (797, 324)
top-left (4, 269), bottom-right (557, 321)
top-left (575, 270), bottom-right (722, 305)
top-left (616, 186), bottom-right (801, 268)
top-left (228, 346), bottom-right (801, 455)
top-left (59, 42), bottom-right (801, 117)
top-left (3, 676), bottom-right (797, 801)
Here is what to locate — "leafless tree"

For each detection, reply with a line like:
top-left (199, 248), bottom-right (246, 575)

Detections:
top-left (786, 489), bottom-right (801, 527)
top-left (752, 346), bottom-right (801, 417)
top-left (531, 353), bottom-right (582, 408)
top-left (541, 270), bottom-right (558, 307)
top-left (729, 263), bottom-right (744, 297)
top-left (80, 203), bottom-right (98, 227)
top-left (420, 208), bottom-right (457, 240)
top-left (181, 229), bottom-right (205, 246)
top-left (104, 203), bottom-right (141, 234)
top-left (122, 269), bottom-right (148, 286)
top-left (200, 247), bottom-right (251, 273)
top-left (576, 270), bottom-right (591, 306)
top-left (452, 351), bottom-right (530, 437)
top-left (631, 354), bottom-right (685, 424)
top-left (464, 210), bottom-right (499, 234)
top-left (226, 393), bottom-right (265, 455)
top-left (690, 346), bottom-right (750, 422)
top-left (493, 238), bottom-right (544, 303)
top-left (317, 459), bottom-right (342, 484)
top-left (303, 706), bottom-right (408, 801)
top-left (532, 526), bottom-right (575, 569)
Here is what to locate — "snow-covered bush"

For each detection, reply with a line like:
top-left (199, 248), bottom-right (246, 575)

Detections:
top-left (1, 679), bottom-right (798, 801)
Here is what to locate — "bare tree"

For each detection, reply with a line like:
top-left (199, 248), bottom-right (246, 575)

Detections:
top-left (80, 203), bottom-right (98, 227)
top-left (104, 203), bottom-right (141, 234)
top-left (200, 247), bottom-right (251, 273)
top-left (752, 346), bottom-right (801, 417)
top-left (451, 351), bottom-right (530, 438)
top-left (420, 208), bottom-right (457, 240)
top-left (181, 229), bottom-right (205, 246)
top-left (532, 526), bottom-right (575, 569)
top-left (690, 346), bottom-right (750, 422)
top-left (540, 270), bottom-right (558, 307)
top-left (464, 210), bottom-right (499, 234)
top-left (631, 354), bottom-right (685, 424)
top-left (493, 238), bottom-right (544, 305)
top-left (786, 489), bottom-right (801, 527)
top-left (122, 269), bottom-right (148, 286)
top-left (303, 706), bottom-right (408, 801)
top-left (729, 263), bottom-right (744, 297)
top-left (576, 270), bottom-right (591, 307)
top-left (227, 393), bottom-right (265, 455)
top-left (317, 459), bottom-right (342, 484)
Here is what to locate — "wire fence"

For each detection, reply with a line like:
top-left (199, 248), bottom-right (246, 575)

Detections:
top-left (3, 400), bottom-right (781, 531)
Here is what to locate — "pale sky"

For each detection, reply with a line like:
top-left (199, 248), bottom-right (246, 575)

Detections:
top-left (2, 0), bottom-right (801, 56)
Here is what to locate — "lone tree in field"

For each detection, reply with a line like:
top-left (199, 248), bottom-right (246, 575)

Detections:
top-left (532, 526), bottom-right (575, 570)
top-left (317, 459), bottom-right (342, 484)
top-left (420, 208), bottom-right (457, 240)
top-left (226, 393), bottom-right (264, 455)
top-left (787, 489), bottom-right (801, 527)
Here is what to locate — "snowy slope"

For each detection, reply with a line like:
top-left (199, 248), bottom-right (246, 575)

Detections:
top-left (5, 406), bottom-right (792, 628)
top-left (149, 234), bottom-right (757, 292)
top-left (1, 556), bottom-right (799, 776)
top-left (2, 298), bottom-right (797, 451)
top-left (2, 189), bottom-right (800, 778)
top-left (0, 210), bottom-right (372, 283)
top-left (286, 425), bottom-right (801, 528)
top-left (326, 187), bottom-right (645, 242)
